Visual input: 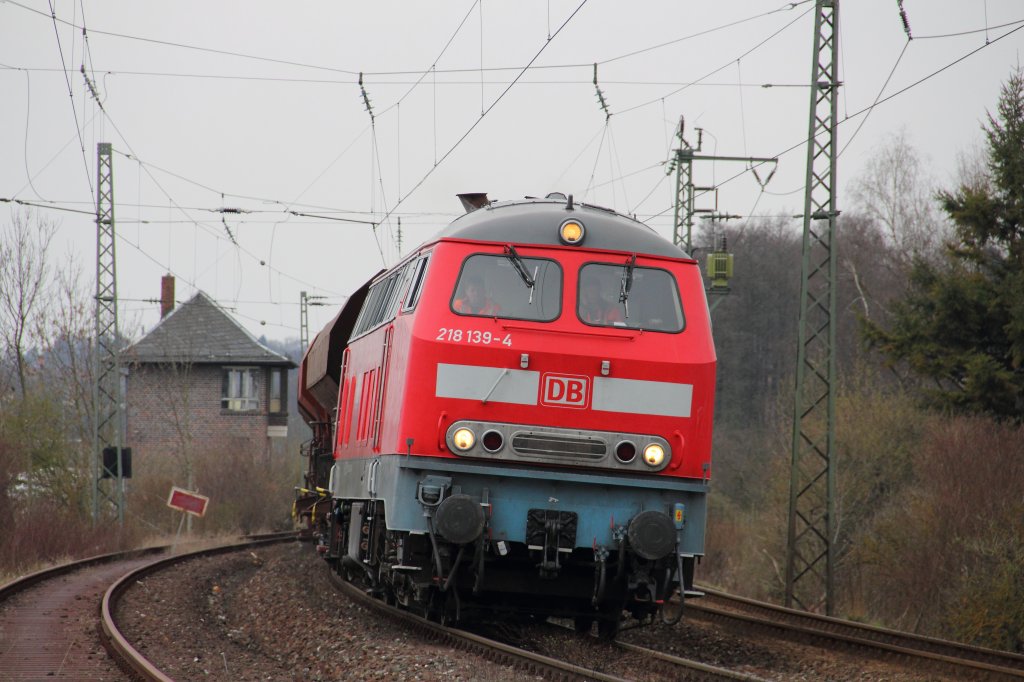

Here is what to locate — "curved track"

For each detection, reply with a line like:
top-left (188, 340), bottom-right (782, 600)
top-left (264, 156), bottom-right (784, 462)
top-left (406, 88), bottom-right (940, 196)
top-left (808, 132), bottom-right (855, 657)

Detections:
top-left (0, 547), bottom-right (166, 680)
top-left (7, 540), bottom-right (1021, 680)
top-left (0, 533), bottom-right (294, 681)
top-left (689, 587), bottom-right (1024, 680)
top-left (540, 620), bottom-right (767, 681)
top-left (326, 569), bottom-right (752, 681)
top-left (99, 532), bottom-right (296, 680)
top-left (612, 637), bottom-right (766, 681)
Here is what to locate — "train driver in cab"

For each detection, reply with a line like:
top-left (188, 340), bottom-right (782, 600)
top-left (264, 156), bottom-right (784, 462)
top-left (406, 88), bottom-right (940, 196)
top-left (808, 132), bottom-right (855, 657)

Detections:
top-left (453, 274), bottom-right (501, 315)
top-left (579, 274), bottom-right (623, 325)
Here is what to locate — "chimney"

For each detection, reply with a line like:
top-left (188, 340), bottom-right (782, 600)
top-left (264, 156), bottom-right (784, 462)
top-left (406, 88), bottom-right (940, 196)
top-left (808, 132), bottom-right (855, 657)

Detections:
top-left (160, 275), bottom-right (175, 318)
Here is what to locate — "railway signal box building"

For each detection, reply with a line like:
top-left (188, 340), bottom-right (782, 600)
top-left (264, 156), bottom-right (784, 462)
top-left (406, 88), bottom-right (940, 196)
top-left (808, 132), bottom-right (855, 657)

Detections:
top-left (123, 291), bottom-right (296, 466)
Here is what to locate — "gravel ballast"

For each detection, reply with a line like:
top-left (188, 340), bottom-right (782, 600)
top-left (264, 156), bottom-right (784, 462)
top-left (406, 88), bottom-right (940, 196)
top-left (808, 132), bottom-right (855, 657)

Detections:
top-left (116, 541), bottom-right (536, 681)
top-left (116, 540), bottom-right (958, 681)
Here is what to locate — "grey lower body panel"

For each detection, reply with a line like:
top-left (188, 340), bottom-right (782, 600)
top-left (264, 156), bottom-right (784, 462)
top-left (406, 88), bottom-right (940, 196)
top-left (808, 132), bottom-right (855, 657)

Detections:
top-left (330, 454), bottom-right (707, 555)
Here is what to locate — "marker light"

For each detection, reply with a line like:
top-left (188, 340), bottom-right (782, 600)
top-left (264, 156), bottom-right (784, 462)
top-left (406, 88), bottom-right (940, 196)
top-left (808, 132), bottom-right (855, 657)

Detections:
top-left (559, 219), bottom-right (585, 245)
top-left (452, 428), bottom-right (476, 451)
top-left (482, 430), bottom-right (504, 453)
top-left (643, 443), bottom-right (665, 467)
top-left (615, 441), bottom-right (637, 464)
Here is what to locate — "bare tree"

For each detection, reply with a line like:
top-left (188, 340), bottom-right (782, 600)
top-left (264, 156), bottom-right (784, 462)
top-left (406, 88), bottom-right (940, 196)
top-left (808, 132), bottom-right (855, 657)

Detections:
top-left (0, 210), bottom-right (58, 396)
top-left (850, 130), bottom-right (947, 265)
top-left (953, 142), bottom-right (989, 194)
top-left (33, 255), bottom-right (97, 510)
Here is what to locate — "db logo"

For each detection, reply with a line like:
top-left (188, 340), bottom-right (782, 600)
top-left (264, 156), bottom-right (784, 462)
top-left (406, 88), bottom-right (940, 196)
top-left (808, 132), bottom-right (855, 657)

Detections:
top-left (540, 373), bottom-right (590, 408)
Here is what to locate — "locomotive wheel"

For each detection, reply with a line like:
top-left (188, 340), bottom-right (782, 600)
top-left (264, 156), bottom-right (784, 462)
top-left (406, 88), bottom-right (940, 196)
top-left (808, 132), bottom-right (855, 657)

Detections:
top-left (573, 616), bottom-right (594, 635)
top-left (597, 614), bottom-right (621, 640)
top-left (597, 595), bottom-right (626, 640)
top-left (424, 588), bottom-right (446, 623)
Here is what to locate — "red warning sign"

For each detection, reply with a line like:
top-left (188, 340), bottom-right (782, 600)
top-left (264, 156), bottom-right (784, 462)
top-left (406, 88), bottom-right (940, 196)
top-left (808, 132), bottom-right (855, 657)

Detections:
top-left (167, 487), bottom-right (210, 517)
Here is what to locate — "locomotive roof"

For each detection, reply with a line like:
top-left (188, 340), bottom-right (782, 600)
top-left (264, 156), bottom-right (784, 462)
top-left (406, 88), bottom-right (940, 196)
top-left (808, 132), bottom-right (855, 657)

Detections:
top-left (435, 199), bottom-right (689, 259)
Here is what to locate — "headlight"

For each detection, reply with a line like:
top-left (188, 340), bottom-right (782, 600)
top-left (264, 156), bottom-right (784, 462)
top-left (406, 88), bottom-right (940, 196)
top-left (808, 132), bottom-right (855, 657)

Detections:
top-left (559, 219), bottom-right (585, 245)
top-left (642, 443), bottom-right (665, 467)
top-left (451, 427), bottom-right (476, 451)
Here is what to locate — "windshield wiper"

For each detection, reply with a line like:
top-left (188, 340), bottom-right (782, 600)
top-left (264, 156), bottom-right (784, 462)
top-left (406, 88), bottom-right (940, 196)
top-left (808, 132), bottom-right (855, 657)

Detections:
top-left (619, 253), bottom-right (636, 319)
top-left (504, 244), bottom-right (536, 297)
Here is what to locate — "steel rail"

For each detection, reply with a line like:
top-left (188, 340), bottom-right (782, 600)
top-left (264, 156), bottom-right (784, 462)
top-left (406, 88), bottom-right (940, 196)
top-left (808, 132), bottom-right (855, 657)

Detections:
top-left (689, 587), bottom-right (1024, 680)
top-left (99, 532), bottom-right (298, 681)
top-left (327, 570), bottom-right (632, 682)
top-left (0, 546), bottom-right (166, 602)
top-left (543, 620), bottom-right (768, 681)
top-left (613, 639), bottom-right (767, 681)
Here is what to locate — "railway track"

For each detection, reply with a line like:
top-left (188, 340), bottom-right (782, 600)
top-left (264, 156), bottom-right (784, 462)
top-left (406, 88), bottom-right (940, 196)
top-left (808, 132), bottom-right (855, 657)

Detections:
top-left (689, 586), bottom-right (1024, 680)
top-left (326, 569), bottom-right (756, 681)
top-left (537, 619), bottom-right (767, 681)
top-left (613, 638), bottom-right (765, 681)
top-left (0, 532), bottom-right (295, 681)
top-left (327, 571), bottom-right (624, 681)
top-left (6, 537), bottom-right (1021, 680)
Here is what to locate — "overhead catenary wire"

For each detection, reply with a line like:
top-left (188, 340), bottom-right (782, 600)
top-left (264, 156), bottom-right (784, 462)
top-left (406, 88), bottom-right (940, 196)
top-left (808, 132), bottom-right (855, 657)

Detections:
top-left (0, 65), bottom-right (819, 90)
top-left (8, 0), bottom-right (1021, 318)
top-left (583, 123), bottom-right (609, 200)
top-left (12, 0), bottom-right (1016, 99)
top-left (616, 6), bottom-right (814, 116)
top-left (915, 17), bottom-right (1024, 39)
top-left (8, 0), bottom-right (361, 76)
top-left (547, 122), bottom-right (610, 190)
top-left (736, 59), bottom-right (748, 158)
top-left (97, 111), bottom-right (344, 296)
top-left (19, 70), bottom-right (50, 201)
top-left (45, 0), bottom-right (94, 202)
top-left (6, 0), bottom-right (810, 80)
top-left (376, 0), bottom-right (590, 227)
top-left (2, 194), bottom-right (456, 221)
top-left (641, 20), bottom-right (1024, 225)
top-left (837, 40), bottom-right (911, 159)
top-left (607, 124), bottom-right (630, 209)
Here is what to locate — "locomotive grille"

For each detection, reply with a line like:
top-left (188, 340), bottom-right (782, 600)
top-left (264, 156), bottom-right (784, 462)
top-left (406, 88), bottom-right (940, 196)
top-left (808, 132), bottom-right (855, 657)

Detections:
top-left (512, 433), bottom-right (607, 459)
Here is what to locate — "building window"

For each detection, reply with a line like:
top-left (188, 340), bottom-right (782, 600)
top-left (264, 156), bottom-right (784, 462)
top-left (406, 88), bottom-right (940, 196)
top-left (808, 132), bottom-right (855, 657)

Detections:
top-left (222, 368), bottom-right (258, 411)
top-left (269, 368), bottom-right (286, 414)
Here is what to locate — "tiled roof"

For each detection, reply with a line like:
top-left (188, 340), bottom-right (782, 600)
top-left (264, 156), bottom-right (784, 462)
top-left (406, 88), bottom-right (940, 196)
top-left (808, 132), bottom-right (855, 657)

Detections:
top-left (123, 291), bottom-right (295, 367)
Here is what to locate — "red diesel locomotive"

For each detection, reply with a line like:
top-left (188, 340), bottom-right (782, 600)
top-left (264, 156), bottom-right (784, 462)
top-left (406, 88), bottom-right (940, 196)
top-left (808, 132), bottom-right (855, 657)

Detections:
top-left (296, 192), bottom-right (716, 636)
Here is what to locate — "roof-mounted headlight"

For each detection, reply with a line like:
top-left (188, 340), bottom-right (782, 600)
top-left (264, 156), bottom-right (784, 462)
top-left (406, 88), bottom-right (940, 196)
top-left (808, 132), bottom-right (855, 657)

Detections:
top-left (559, 219), bottom-right (585, 245)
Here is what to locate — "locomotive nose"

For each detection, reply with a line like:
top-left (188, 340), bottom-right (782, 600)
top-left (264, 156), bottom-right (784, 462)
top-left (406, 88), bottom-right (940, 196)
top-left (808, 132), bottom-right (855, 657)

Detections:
top-left (627, 510), bottom-right (676, 560)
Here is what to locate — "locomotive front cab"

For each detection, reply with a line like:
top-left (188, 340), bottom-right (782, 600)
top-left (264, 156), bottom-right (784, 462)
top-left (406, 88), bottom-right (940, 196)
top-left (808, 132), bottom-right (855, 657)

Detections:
top-left (324, 199), bottom-right (716, 634)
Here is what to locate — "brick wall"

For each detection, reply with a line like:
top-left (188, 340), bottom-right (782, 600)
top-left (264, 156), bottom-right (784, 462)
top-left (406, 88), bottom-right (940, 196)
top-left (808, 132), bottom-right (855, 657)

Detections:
top-left (125, 363), bottom-right (273, 467)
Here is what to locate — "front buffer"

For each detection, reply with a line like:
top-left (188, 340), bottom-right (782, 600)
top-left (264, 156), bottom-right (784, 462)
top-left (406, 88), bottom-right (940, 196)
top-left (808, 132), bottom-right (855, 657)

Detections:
top-left (322, 454), bottom-right (706, 637)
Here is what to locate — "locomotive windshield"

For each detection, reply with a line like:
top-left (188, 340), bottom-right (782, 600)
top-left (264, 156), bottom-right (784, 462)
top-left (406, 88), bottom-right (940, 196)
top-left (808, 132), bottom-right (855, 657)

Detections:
top-left (577, 263), bottom-right (684, 332)
top-left (452, 254), bottom-right (562, 321)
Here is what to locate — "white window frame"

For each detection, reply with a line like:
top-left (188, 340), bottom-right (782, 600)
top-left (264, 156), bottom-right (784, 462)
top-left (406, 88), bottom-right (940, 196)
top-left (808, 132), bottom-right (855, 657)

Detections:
top-left (222, 367), bottom-right (259, 411)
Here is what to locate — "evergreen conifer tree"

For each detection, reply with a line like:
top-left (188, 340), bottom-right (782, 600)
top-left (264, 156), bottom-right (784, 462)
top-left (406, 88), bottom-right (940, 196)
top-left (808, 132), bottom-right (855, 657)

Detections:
top-left (865, 68), bottom-right (1024, 419)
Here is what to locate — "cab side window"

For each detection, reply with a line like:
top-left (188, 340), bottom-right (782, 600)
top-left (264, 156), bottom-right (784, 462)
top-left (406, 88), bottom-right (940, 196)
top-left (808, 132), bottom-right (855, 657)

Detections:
top-left (401, 254), bottom-right (430, 313)
top-left (351, 254), bottom-right (432, 338)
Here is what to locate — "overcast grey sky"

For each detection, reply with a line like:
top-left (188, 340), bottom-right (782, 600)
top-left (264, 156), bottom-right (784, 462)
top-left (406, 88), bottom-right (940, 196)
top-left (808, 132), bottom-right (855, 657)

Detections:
top-left (2, 0), bottom-right (1022, 342)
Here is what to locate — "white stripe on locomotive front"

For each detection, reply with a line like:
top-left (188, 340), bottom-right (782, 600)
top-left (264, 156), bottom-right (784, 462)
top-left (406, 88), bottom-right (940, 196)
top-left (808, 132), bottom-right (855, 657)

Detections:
top-left (435, 362), bottom-right (693, 417)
